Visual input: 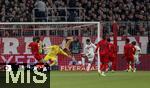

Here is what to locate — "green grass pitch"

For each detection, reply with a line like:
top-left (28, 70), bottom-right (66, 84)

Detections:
top-left (50, 71), bottom-right (150, 88)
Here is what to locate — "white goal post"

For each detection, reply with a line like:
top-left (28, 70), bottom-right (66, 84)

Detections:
top-left (0, 22), bottom-right (101, 71)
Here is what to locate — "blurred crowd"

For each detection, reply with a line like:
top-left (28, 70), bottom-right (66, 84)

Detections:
top-left (0, 0), bottom-right (150, 22)
top-left (0, 0), bottom-right (150, 36)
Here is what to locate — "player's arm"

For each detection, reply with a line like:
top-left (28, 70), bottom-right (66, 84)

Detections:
top-left (42, 46), bottom-right (51, 51)
top-left (132, 46), bottom-right (136, 55)
top-left (92, 43), bottom-right (97, 50)
top-left (95, 43), bottom-right (100, 53)
top-left (59, 48), bottom-right (69, 56)
top-left (59, 48), bottom-right (72, 58)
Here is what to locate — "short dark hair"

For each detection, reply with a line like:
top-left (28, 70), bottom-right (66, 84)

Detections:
top-left (107, 38), bottom-right (111, 42)
top-left (132, 41), bottom-right (136, 45)
top-left (86, 39), bottom-right (90, 43)
top-left (102, 35), bottom-right (106, 40)
top-left (36, 37), bottom-right (40, 43)
top-left (125, 38), bottom-right (130, 43)
top-left (33, 37), bottom-right (37, 42)
top-left (33, 37), bottom-right (40, 42)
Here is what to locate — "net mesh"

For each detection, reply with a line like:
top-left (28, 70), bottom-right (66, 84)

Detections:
top-left (0, 22), bottom-right (100, 68)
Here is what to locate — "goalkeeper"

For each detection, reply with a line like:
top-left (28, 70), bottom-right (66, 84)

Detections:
top-left (43, 45), bottom-right (71, 66)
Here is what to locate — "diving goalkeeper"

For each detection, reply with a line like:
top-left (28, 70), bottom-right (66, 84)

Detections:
top-left (43, 45), bottom-right (71, 66)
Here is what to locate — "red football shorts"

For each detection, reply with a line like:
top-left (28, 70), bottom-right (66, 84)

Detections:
top-left (34, 53), bottom-right (43, 61)
top-left (100, 55), bottom-right (109, 64)
top-left (108, 54), bottom-right (116, 62)
top-left (125, 56), bottom-right (134, 63)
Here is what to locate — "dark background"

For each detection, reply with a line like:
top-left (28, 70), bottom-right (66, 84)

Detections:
top-left (0, 70), bottom-right (50, 88)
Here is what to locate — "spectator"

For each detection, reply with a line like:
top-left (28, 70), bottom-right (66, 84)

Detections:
top-left (0, 0), bottom-right (149, 36)
top-left (0, 0), bottom-right (149, 22)
top-left (4, 31), bottom-right (10, 37)
top-left (34, 0), bottom-right (47, 21)
top-left (69, 37), bottom-right (82, 65)
top-left (69, 37), bottom-right (82, 54)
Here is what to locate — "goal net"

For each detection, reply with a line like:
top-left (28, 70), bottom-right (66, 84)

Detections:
top-left (0, 22), bottom-right (101, 71)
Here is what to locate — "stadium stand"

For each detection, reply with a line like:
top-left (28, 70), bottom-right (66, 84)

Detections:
top-left (0, 0), bottom-right (149, 22)
top-left (0, 0), bottom-right (150, 71)
top-left (0, 0), bottom-right (149, 36)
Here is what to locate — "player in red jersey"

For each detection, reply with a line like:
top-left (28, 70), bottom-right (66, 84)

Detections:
top-left (107, 38), bottom-right (117, 72)
top-left (28, 37), bottom-right (44, 71)
top-left (95, 35), bottom-right (109, 76)
top-left (124, 38), bottom-right (136, 72)
top-left (28, 37), bottom-right (43, 61)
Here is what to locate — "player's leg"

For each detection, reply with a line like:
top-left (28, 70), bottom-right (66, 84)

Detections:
top-left (100, 63), bottom-right (104, 72)
top-left (86, 53), bottom-right (95, 72)
top-left (126, 57), bottom-right (131, 72)
top-left (33, 54), bottom-right (44, 71)
top-left (40, 54), bottom-right (54, 71)
top-left (100, 63), bottom-right (106, 76)
top-left (49, 60), bottom-right (57, 66)
top-left (107, 56), bottom-right (112, 72)
top-left (39, 59), bottom-right (49, 72)
top-left (42, 54), bottom-right (58, 71)
top-left (130, 57), bottom-right (135, 72)
top-left (99, 56), bottom-right (108, 76)
top-left (111, 57), bottom-right (116, 72)
top-left (135, 55), bottom-right (140, 65)
top-left (86, 57), bottom-right (94, 72)
top-left (104, 57), bottom-right (109, 73)
top-left (134, 56), bottom-right (137, 71)
top-left (98, 55), bottom-right (104, 74)
top-left (134, 55), bottom-right (140, 72)
top-left (43, 54), bottom-right (57, 66)
top-left (99, 57), bottom-right (104, 72)
top-left (105, 63), bottom-right (109, 72)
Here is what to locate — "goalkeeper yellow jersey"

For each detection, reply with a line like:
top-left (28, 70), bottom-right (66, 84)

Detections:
top-left (44, 45), bottom-right (68, 61)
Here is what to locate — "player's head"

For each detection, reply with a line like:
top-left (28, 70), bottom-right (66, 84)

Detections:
top-left (33, 37), bottom-right (37, 42)
top-left (125, 38), bottom-right (130, 44)
top-left (102, 35), bottom-right (107, 40)
top-left (107, 38), bottom-right (111, 42)
top-left (132, 41), bottom-right (136, 46)
top-left (33, 37), bottom-right (40, 43)
top-left (86, 39), bottom-right (91, 45)
top-left (36, 37), bottom-right (40, 43)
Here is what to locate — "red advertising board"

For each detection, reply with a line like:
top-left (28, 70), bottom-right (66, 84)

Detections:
top-left (0, 36), bottom-right (150, 70)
